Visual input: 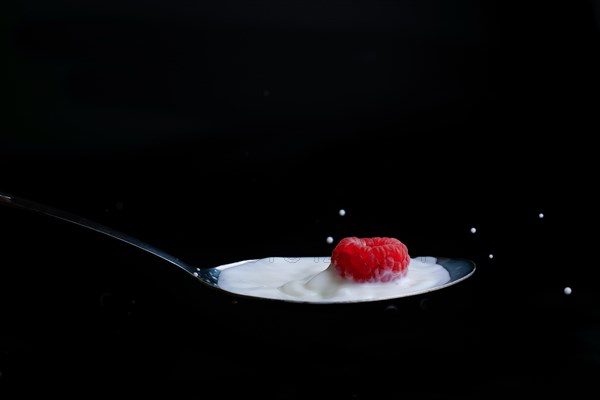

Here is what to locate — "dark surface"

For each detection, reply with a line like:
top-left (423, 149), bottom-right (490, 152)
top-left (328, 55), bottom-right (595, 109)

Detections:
top-left (1, 1), bottom-right (599, 398)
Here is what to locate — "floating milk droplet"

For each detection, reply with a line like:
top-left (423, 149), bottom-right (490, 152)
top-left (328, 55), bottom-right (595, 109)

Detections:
top-left (489, 254), bottom-right (494, 259)
top-left (539, 213), bottom-right (544, 219)
top-left (470, 227), bottom-right (477, 234)
top-left (563, 287), bottom-right (572, 295)
top-left (326, 236), bottom-right (334, 244)
top-left (339, 209), bottom-right (346, 216)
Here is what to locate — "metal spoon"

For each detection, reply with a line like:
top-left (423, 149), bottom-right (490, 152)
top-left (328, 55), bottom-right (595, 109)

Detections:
top-left (0, 191), bottom-right (475, 303)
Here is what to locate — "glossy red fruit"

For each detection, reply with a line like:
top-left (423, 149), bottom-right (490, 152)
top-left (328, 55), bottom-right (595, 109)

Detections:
top-left (331, 237), bottom-right (410, 283)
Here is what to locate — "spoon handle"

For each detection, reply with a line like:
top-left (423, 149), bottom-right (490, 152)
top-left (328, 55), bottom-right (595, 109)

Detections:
top-left (0, 191), bottom-right (198, 277)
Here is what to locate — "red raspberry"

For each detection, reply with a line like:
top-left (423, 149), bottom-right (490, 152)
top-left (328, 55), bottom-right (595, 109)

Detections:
top-left (331, 237), bottom-right (410, 283)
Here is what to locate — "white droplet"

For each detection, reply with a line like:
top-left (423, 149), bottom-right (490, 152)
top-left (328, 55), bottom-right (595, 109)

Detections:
top-left (563, 286), bottom-right (572, 295)
top-left (470, 227), bottom-right (477, 234)
top-left (539, 213), bottom-right (544, 219)
top-left (488, 254), bottom-right (494, 259)
top-left (326, 236), bottom-right (334, 244)
top-left (339, 209), bottom-right (346, 216)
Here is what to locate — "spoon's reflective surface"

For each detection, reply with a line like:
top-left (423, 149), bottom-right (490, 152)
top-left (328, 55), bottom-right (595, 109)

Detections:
top-left (0, 191), bottom-right (475, 303)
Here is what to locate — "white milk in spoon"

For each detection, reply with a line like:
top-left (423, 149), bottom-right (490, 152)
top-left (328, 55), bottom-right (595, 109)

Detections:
top-left (217, 257), bottom-right (450, 303)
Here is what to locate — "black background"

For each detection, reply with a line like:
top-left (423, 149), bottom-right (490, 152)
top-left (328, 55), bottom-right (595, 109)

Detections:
top-left (1, 1), bottom-right (599, 398)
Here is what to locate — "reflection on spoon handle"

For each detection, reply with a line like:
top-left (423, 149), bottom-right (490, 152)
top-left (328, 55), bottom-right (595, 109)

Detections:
top-left (0, 191), bottom-right (197, 277)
